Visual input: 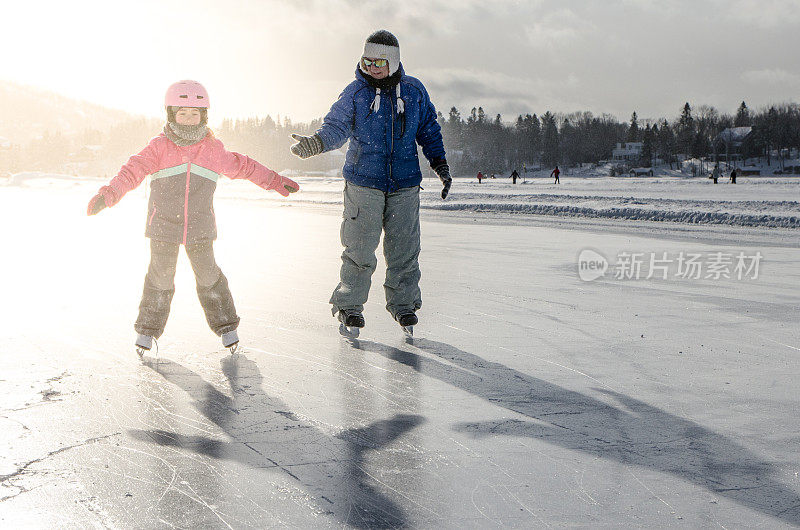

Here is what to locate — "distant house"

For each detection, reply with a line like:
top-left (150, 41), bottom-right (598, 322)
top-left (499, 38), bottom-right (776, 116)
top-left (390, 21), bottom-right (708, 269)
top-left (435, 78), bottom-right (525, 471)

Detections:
top-left (738, 166), bottom-right (761, 176)
top-left (714, 127), bottom-right (753, 163)
top-left (612, 142), bottom-right (643, 162)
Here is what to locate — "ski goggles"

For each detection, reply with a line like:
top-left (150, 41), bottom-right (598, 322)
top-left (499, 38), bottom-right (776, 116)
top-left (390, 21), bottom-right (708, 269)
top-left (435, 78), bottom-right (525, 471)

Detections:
top-left (362, 58), bottom-right (388, 68)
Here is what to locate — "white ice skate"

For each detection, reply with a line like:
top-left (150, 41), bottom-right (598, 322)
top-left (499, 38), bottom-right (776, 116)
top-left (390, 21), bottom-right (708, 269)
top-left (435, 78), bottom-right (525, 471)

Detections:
top-left (222, 330), bottom-right (240, 354)
top-left (135, 334), bottom-right (154, 358)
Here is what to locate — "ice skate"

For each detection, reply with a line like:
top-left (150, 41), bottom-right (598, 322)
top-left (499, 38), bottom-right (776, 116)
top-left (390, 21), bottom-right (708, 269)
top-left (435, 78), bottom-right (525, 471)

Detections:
top-left (338, 310), bottom-right (365, 339)
top-left (135, 334), bottom-right (153, 358)
top-left (395, 311), bottom-right (418, 338)
top-left (222, 330), bottom-right (240, 354)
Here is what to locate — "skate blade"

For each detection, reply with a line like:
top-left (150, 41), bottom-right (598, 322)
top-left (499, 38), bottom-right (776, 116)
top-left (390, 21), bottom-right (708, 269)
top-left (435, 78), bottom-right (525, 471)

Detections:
top-left (227, 343), bottom-right (241, 355)
top-left (339, 323), bottom-right (361, 338)
top-left (402, 325), bottom-right (414, 338)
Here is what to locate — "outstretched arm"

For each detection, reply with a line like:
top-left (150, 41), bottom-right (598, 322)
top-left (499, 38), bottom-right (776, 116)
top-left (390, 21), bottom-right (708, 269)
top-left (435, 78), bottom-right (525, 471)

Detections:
top-left (216, 139), bottom-right (298, 196)
top-left (87, 137), bottom-right (161, 215)
top-left (290, 85), bottom-right (356, 159)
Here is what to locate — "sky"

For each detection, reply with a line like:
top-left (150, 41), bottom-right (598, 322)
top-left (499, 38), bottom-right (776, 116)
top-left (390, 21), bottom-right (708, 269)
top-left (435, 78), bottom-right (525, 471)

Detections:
top-left (2, 0), bottom-right (800, 125)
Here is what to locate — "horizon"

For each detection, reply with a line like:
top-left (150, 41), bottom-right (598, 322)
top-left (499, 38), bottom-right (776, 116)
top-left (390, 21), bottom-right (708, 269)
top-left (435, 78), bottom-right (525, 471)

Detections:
top-left (0, 77), bottom-right (791, 131)
top-left (2, 0), bottom-right (799, 126)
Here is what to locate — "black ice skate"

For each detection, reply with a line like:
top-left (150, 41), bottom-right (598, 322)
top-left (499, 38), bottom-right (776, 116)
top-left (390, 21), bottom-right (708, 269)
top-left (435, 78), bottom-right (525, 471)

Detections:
top-left (338, 310), bottom-right (365, 338)
top-left (395, 311), bottom-right (418, 337)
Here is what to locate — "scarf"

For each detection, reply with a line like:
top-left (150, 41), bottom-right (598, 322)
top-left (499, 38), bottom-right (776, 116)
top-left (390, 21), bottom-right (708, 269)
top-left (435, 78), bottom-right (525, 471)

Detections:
top-left (164, 122), bottom-right (209, 147)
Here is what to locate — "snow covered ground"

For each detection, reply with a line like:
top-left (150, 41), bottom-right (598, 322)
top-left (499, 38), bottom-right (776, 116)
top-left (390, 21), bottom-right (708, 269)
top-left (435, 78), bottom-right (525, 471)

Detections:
top-left (1, 177), bottom-right (799, 528)
top-left (226, 174), bottom-right (800, 228)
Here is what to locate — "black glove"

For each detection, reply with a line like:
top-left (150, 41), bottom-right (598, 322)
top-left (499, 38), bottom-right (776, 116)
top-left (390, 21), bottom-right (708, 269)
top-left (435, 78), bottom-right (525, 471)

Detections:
top-left (432, 160), bottom-right (452, 200)
top-left (290, 133), bottom-right (324, 159)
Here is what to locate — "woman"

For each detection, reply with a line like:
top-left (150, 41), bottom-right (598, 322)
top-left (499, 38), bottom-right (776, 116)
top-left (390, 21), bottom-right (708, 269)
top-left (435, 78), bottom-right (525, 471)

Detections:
top-left (290, 30), bottom-right (450, 336)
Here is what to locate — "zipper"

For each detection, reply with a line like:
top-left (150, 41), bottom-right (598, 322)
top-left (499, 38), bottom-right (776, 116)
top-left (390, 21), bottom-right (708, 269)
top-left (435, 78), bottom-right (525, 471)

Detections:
top-left (148, 206), bottom-right (157, 226)
top-left (183, 161), bottom-right (191, 245)
top-left (389, 87), bottom-right (395, 191)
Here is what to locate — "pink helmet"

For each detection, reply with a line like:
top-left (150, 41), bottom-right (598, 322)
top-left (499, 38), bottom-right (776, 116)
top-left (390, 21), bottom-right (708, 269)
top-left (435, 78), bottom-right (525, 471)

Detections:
top-left (165, 80), bottom-right (209, 108)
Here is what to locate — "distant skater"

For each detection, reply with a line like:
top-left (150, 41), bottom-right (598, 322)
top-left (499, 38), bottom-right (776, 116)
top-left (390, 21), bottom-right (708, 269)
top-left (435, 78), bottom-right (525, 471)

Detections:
top-left (710, 164), bottom-right (721, 184)
top-left (477, 171), bottom-right (483, 184)
top-left (550, 165), bottom-right (560, 184)
top-left (510, 169), bottom-right (519, 184)
top-left (730, 168), bottom-right (737, 184)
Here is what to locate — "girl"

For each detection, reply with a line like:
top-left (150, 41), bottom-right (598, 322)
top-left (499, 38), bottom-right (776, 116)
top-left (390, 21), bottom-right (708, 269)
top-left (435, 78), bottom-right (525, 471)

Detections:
top-left (87, 80), bottom-right (299, 354)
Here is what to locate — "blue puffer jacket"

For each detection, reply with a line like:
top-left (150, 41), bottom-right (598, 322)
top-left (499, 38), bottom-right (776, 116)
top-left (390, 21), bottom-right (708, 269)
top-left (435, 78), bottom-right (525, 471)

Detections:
top-left (316, 65), bottom-right (446, 192)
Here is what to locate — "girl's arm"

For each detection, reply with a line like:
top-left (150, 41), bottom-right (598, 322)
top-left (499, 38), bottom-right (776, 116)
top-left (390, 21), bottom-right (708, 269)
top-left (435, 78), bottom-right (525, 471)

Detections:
top-left (87, 136), bottom-right (161, 215)
top-left (215, 139), bottom-right (298, 196)
top-left (106, 136), bottom-right (162, 205)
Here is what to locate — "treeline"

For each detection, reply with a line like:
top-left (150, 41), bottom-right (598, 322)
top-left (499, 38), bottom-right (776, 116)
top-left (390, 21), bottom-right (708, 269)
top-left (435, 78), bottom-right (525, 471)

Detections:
top-left (218, 100), bottom-right (800, 174)
top-left (439, 101), bottom-right (800, 174)
top-left (2, 101), bottom-right (799, 177)
top-left (0, 118), bottom-right (163, 177)
top-left (0, 115), bottom-right (326, 177)
top-left (215, 116), bottom-right (330, 172)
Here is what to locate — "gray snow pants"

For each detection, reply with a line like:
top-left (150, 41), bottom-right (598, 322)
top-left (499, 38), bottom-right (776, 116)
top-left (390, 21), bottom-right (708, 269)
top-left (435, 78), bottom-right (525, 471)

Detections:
top-left (135, 239), bottom-right (240, 339)
top-left (329, 182), bottom-right (422, 318)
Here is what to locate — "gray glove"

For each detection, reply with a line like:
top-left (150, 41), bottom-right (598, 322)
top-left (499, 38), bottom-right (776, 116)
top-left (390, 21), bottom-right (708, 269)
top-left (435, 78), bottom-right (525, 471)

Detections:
top-left (432, 161), bottom-right (452, 200)
top-left (290, 133), bottom-right (324, 159)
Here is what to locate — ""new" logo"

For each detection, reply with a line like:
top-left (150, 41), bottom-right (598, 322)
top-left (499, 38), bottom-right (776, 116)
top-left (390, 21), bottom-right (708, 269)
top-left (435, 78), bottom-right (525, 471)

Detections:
top-left (578, 249), bottom-right (608, 282)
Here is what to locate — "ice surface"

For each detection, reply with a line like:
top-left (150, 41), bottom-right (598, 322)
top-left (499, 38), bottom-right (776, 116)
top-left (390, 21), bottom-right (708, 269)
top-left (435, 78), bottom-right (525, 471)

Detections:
top-left (0, 179), bottom-right (798, 527)
top-left (219, 175), bottom-right (800, 228)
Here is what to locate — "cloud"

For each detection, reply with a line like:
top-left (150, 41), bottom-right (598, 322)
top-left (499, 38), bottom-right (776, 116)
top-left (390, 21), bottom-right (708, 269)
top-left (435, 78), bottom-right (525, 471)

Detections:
top-left (523, 8), bottom-right (598, 50)
top-left (742, 69), bottom-right (800, 86)
top-left (419, 67), bottom-right (590, 119)
top-left (714, 0), bottom-right (800, 28)
top-left (4, 0), bottom-right (800, 125)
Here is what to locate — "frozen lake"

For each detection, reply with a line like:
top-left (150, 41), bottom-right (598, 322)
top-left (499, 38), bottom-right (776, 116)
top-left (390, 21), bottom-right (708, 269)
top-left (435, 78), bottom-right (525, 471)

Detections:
top-left (1, 178), bottom-right (799, 527)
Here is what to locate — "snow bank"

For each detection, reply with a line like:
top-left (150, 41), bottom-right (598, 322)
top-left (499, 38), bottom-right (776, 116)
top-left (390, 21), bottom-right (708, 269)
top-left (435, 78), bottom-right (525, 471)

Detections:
top-left (262, 176), bottom-right (800, 229)
top-left (424, 201), bottom-right (800, 228)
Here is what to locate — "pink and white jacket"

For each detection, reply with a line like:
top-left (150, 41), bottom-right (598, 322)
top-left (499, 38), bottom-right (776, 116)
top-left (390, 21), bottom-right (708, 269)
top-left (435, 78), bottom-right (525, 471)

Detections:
top-left (98, 132), bottom-right (294, 244)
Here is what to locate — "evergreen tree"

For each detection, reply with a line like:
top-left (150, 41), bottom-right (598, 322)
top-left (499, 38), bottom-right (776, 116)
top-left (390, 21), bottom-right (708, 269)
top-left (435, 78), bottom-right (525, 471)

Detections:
top-left (560, 118), bottom-right (579, 166)
top-left (677, 102), bottom-right (695, 157)
top-left (528, 113), bottom-right (541, 163)
top-left (734, 101), bottom-right (751, 127)
top-left (651, 123), bottom-right (660, 162)
top-left (512, 113), bottom-right (542, 167)
top-left (488, 114), bottom-right (507, 169)
top-left (641, 124), bottom-right (654, 167)
top-left (627, 111), bottom-right (640, 142)
top-left (541, 111), bottom-right (560, 167)
top-left (443, 106), bottom-right (464, 161)
top-left (657, 120), bottom-right (677, 169)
